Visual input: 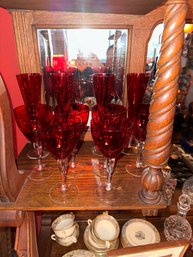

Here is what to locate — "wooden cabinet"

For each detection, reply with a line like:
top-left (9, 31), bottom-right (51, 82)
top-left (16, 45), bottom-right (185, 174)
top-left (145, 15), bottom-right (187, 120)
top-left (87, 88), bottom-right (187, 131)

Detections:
top-left (15, 142), bottom-right (193, 256)
top-left (0, 0), bottom-right (193, 256)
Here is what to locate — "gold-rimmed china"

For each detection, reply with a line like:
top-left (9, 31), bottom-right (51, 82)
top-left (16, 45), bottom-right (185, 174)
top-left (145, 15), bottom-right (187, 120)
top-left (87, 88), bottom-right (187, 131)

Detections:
top-left (92, 213), bottom-right (120, 242)
top-left (121, 219), bottom-right (160, 248)
top-left (84, 225), bottom-right (119, 255)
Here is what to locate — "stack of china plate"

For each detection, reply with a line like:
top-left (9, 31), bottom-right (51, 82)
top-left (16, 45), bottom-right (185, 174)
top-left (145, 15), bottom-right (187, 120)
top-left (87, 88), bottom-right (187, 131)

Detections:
top-left (84, 213), bottom-right (119, 256)
top-left (121, 219), bottom-right (160, 248)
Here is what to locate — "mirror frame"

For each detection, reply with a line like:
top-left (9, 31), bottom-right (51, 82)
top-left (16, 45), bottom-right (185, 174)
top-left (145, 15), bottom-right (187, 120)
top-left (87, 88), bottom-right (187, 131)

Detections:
top-left (11, 7), bottom-right (164, 141)
top-left (10, 7), bottom-right (165, 93)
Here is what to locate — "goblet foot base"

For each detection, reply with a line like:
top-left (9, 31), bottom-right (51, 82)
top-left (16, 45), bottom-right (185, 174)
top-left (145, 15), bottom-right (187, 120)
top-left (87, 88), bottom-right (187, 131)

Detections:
top-left (27, 149), bottom-right (49, 159)
top-left (28, 166), bottom-right (53, 181)
top-left (125, 164), bottom-right (144, 178)
top-left (69, 161), bottom-right (80, 169)
top-left (68, 162), bottom-right (84, 178)
top-left (69, 162), bottom-right (91, 178)
top-left (96, 183), bottom-right (123, 204)
top-left (49, 182), bottom-right (78, 204)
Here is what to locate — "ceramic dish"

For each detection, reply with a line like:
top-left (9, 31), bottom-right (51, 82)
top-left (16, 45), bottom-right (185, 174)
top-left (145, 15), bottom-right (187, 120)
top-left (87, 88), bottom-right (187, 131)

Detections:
top-left (84, 225), bottom-right (119, 254)
top-left (62, 249), bottom-right (96, 257)
top-left (84, 225), bottom-right (107, 251)
top-left (121, 219), bottom-right (160, 248)
top-left (52, 212), bottom-right (75, 231)
top-left (92, 213), bottom-right (120, 241)
top-left (51, 223), bottom-right (79, 247)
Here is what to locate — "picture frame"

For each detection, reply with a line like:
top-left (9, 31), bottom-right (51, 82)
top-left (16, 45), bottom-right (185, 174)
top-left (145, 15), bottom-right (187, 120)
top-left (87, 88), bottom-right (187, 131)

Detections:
top-left (106, 240), bottom-right (190, 257)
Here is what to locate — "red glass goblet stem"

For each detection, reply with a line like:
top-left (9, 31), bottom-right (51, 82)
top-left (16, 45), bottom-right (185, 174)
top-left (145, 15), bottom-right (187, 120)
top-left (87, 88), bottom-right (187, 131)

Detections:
top-left (33, 140), bottom-right (44, 171)
top-left (70, 117), bottom-right (83, 169)
top-left (70, 146), bottom-right (78, 169)
top-left (57, 159), bottom-right (69, 192)
top-left (134, 103), bottom-right (149, 168)
top-left (105, 158), bottom-right (116, 191)
top-left (69, 103), bottom-right (89, 168)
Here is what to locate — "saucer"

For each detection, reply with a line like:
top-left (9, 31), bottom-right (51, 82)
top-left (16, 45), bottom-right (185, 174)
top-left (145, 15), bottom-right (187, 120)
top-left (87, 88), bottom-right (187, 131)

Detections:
top-left (62, 249), bottom-right (96, 257)
top-left (121, 219), bottom-right (160, 247)
top-left (86, 225), bottom-right (108, 250)
top-left (84, 225), bottom-right (106, 253)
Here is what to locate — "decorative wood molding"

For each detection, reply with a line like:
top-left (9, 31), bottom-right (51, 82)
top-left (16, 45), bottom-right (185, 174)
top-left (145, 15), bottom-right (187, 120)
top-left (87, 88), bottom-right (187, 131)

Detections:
top-left (11, 8), bottom-right (166, 73)
top-left (14, 211), bottom-right (39, 257)
top-left (0, 75), bottom-right (28, 202)
top-left (141, 208), bottom-right (158, 216)
top-left (11, 8), bottom-right (165, 108)
top-left (139, 0), bottom-right (188, 204)
top-left (0, 210), bottom-right (25, 227)
top-left (107, 239), bottom-right (190, 257)
top-left (129, 6), bottom-right (165, 73)
top-left (11, 11), bottom-right (40, 73)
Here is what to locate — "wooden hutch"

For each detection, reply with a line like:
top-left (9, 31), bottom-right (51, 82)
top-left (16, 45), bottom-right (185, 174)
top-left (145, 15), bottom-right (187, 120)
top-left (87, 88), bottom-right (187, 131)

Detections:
top-left (0, 0), bottom-right (193, 256)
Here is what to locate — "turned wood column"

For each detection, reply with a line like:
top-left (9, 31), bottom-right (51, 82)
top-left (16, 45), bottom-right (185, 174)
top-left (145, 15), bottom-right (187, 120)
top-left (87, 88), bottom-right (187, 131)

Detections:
top-left (139, 0), bottom-right (188, 204)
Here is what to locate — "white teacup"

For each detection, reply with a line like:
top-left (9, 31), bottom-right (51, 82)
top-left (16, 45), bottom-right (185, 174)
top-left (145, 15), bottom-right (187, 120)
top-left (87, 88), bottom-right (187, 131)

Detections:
top-left (51, 233), bottom-right (77, 246)
top-left (63, 223), bottom-right (78, 238)
top-left (88, 213), bottom-right (120, 242)
top-left (52, 212), bottom-right (75, 238)
top-left (51, 223), bottom-right (79, 247)
top-left (87, 219), bottom-right (110, 249)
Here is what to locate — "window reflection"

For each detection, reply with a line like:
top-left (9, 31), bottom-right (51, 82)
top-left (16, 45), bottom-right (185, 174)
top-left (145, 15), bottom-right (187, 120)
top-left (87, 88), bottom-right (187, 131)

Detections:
top-left (146, 23), bottom-right (193, 109)
top-left (37, 29), bottom-right (128, 107)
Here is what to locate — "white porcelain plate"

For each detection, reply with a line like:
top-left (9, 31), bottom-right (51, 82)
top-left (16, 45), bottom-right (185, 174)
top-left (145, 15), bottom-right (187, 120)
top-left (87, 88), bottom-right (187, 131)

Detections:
top-left (62, 249), bottom-right (96, 257)
top-left (121, 219), bottom-right (160, 248)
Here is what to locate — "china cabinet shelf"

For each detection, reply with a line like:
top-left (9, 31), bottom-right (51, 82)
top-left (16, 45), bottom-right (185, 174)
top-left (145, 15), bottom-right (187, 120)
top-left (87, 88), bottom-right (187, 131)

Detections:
top-left (12, 141), bottom-right (193, 256)
top-left (37, 210), bottom-right (193, 257)
top-left (1, 141), bottom-right (167, 211)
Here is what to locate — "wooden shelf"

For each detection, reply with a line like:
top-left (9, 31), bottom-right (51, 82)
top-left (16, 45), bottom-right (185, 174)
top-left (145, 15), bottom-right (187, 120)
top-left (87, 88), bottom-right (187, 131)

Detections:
top-left (0, 141), bottom-right (167, 211)
top-left (47, 215), bottom-right (166, 256)
top-left (38, 210), bottom-right (193, 257)
top-left (8, 141), bottom-right (191, 257)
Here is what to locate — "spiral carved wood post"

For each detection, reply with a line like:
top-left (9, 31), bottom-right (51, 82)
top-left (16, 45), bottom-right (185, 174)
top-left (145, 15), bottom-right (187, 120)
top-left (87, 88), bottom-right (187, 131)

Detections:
top-left (139, 0), bottom-right (187, 204)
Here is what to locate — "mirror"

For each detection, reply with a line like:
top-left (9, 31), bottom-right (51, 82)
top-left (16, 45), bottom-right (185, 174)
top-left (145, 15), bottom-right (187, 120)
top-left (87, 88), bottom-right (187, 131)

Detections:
top-left (37, 28), bottom-right (128, 107)
top-left (146, 23), bottom-right (193, 110)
